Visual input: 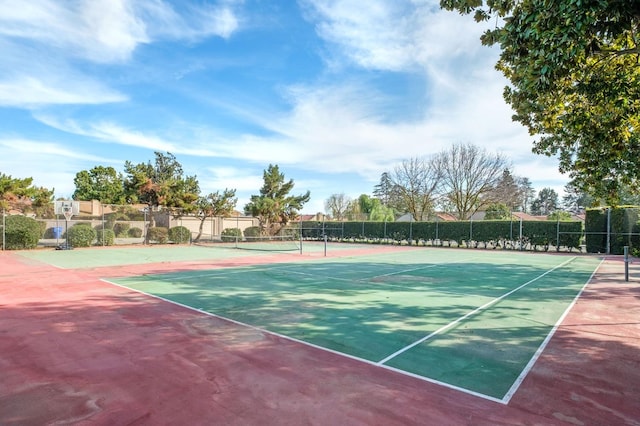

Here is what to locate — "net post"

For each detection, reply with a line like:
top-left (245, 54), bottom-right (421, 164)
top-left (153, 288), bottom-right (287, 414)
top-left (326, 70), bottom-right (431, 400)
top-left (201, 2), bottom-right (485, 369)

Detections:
top-left (2, 208), bottom-right (5, 251)
top-left (624, 246), bottom-right (630, 282)
top-left (324, 233), bottom-right (327, 257)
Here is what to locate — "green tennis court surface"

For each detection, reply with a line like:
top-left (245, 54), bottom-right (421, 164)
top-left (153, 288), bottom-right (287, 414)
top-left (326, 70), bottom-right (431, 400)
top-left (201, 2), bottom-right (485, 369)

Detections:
top-left (18, 241), bottom-right (342, 269)
top-left (109, 249), bottom-right (602, 401)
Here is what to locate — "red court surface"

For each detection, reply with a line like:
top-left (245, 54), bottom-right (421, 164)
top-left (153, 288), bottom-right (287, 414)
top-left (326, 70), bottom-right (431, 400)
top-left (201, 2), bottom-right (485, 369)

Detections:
top-left (1, 250), bottom-right (639, 425)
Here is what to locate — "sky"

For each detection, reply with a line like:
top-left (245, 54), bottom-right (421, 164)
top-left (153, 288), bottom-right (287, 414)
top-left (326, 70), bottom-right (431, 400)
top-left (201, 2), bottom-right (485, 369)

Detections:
top-left (0, 0), bottom-right (569, 214)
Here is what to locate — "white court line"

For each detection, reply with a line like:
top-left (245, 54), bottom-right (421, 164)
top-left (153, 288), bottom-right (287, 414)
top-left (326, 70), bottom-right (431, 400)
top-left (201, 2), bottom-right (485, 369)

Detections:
top-left (367, 256), bottom-right (484, 280)
top-left (376, 256), bottom-right (578, 365)
top-left (100, 277), bottom-right (505, 405)
top-left (501, 256), bottom-right (605, 404)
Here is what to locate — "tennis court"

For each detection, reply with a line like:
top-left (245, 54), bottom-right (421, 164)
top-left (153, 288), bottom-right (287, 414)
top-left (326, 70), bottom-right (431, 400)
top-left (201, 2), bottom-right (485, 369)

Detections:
top-left (2, 244), bottom-right (639, 425)
top-left (102, 249), bottom-right (600, 402)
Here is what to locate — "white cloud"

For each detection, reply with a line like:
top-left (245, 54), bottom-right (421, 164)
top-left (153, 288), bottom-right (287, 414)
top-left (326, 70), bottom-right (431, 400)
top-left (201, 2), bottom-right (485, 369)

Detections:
top-left (0, 0), bottom-right (242, 108)
top-left (0, 75), bottom-right (127, 107)
top-left (300, 0), bottom-right (488, 72)
top-left (138, 0), bottom-right (239, 42)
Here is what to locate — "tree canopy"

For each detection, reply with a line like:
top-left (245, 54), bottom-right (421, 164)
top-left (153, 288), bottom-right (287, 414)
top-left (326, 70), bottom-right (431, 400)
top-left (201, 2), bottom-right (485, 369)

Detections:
top-left (194, 189), bottom-right (237, 242)
top-left (390, 157), bottom-right (441, 221)
top-left (441, 0), bottom-right (640, 205)
top-left (324, 193), bottom-right (352, 221)
top-left (0, 172), bottom-right (54, 217)
top-left (73, 166), bottom-right (126, 204)
top-left (244, 164), bottom-right (310, 235)
top-left (124, 152), bottom-right (199, 213)
top-left (435, 143), bottom-right (509, 220)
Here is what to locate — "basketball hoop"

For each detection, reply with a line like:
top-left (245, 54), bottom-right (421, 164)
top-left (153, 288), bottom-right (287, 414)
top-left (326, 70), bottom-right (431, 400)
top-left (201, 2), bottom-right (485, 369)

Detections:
top-left (63, 206), bottom-right (74, 222)
top-left (55, 201), bottom-right (79, 221)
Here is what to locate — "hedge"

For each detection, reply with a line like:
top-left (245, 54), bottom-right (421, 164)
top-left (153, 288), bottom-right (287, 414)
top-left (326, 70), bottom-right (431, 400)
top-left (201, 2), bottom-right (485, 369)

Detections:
top-left (221, 227), bottom-right (241, 242)
top-left (66, 223), bottom-right (97, 247)
top-left (585, 206), bottom-right (640, 254)
top-left (168, 226), bottom-right (191, 244)
top-left (96, 229), bottom-right (115, 246)
top-left (297, 219), bottom-right (582, 251)
top-left (2, 215), bottom-right (42, 250)
top-left (148, 227), bottom-right (169, 244)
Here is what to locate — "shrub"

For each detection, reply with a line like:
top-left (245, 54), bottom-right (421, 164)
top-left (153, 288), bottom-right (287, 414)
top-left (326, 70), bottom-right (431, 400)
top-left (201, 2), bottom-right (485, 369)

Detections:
top-left (243, 226), bottom-right (262, 238)
top-left (2, 215), bottom-right (41, 250)
top-left (221, 227), bottom-right (242, 242)
top-left (148, 227), bottom-right (169, 244)
top-left (128, 227), bottom-right (143, 238)
top-left (96, 229), bottom-right (115, 246)
top-left (113, 222), bottom-right (130, 237)
top-left (169, 226), bottom-right (191, 244)
top-left (66, 223), bottom-right (97, 247)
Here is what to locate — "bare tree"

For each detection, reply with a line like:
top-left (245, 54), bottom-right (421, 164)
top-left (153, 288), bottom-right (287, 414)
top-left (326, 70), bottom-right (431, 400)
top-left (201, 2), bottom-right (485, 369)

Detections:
top-left (324, 193), bottom-right (352, 221)
top-left (390, 156), bottom-right (442, 221)
top-left (435, 143), bottom-right (509, 220)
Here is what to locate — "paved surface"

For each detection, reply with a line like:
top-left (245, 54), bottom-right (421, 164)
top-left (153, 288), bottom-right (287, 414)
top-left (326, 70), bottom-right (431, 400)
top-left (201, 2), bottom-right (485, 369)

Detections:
top-left (0, 250), bottom-right (638, 425)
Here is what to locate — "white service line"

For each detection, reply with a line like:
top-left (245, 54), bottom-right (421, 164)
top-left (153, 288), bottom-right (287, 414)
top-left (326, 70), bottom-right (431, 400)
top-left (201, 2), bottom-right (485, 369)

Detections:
top-left (376, 256), bottom-right (578, 365)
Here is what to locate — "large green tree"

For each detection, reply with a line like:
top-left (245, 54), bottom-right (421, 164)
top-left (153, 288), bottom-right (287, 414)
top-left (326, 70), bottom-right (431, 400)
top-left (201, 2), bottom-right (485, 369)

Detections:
top-left (124, 152), bottom-right (200, 216)
top-left (244, 164), bottom-right (310, 235)
top-left (0, 173), bottom-right (54, 217)
top-left (73, 166), bottom-right (125, 204)
top-left (531, 187), bottom-right (559, 216)
top-left (441, 0), bottom-right (640, 205)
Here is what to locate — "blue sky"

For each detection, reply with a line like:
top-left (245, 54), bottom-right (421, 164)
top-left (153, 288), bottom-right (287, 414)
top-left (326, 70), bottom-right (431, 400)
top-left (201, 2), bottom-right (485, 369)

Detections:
top-left (0, 0), bottom-right (568, 213)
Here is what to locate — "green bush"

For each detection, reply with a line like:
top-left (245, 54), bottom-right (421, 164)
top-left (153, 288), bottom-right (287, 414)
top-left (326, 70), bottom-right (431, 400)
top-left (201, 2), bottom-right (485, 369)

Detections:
top-left (2, 215), bottom-right (41, 250)
top-left (221, 227), bottom-right (242, 242)
top-left (66, 223), bottom-right (97, 247)
top-left (96, 229), bottom-right (115, 246)
top-left (128, 227), bottom-right (143, 238)
top-left (169, 226), bottom-right (191, 243)
top-left (113, 222), bottom-right (130, 237)
top-left (148, 227), bottom-right (169, 244)
top-left (243, 226), bottom-right (262, 238)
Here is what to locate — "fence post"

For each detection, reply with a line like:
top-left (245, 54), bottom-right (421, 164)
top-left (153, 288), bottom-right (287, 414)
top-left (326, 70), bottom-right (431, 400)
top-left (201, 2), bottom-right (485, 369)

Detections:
top-left (519, 217), bottom-right (523, 251)
top-left (624, 246), bottom-right (630, 281)
top-left (2, 208), bottom-right (5, 250)
top-left (608, 207), bottom-right (613, 254)
top-left (102, 203), bottom-right (105, 247)
top-left (409, 218), bottom-right (413, 245)
top-left (556, 213), bottom-right (560, 251)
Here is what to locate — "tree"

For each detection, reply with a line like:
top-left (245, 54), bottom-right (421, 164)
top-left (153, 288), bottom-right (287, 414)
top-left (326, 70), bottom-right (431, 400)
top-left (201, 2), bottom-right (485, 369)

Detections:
top-left (390, 157), bottom-right (441, 221)
top-left (516, 177), bottom-right (536, 214)
top-left (484, 203), bottom-right (511, 220)
top-left (324, 193), bottom-right (351, 221)
top-left (194, 189), bottom-right (237, 242)
top-left (0, 173), bottom-right (54, 217)
top-left (369, 200), bottom-right (395, 222)
top-left (562, 182), bottom-right (594, 213)
top-left (435, 143), bottom-right (509, 220)
top-left (124, 152), bottom-right (200, 222)
top-left (244, 164), bottom-right (310, 235)
top-left (489, 170), bottom-right (521, 210)
top-left (345, 194), bottom-right (375, 221)
top-left (531, 188), bottom-right (559, 216)
top-left (441, 0), bottom-right (640, 205)
top-left (73, 166), bottom-right (125, 204)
